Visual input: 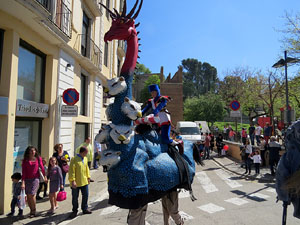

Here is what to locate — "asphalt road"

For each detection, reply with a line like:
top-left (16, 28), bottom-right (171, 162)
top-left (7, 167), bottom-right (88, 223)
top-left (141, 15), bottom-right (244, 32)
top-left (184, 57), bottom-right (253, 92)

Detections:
top-left (59, 159), bottom-right (299, 225)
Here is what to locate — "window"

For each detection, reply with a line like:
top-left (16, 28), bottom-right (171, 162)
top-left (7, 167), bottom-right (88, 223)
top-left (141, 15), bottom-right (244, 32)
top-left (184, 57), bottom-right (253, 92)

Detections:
top-left (106, 0), bottom-right (110, 19)
top-left (0, 29), bottom-right (4, 80)
top-left (81, 11), bottom-right (90, 57)
top-left (17, 40), bottom-right (46, 103)
top-left (74, 123), bottom-right (89, 154)
top-left (104, 42), bottom-right (109, 67)
top-left (80, 74), bottom-right (87, 116)
top-left (14, 119), bottom-right (42, 173)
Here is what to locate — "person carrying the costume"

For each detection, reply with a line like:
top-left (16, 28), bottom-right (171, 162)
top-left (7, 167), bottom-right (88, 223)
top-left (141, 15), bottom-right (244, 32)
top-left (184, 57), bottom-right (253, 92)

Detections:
top-left (140, 84), bottom-right (178, 146)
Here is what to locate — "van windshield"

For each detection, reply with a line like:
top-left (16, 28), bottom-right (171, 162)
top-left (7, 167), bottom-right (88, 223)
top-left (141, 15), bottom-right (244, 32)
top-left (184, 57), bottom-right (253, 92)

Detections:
top-left (179, 127), bottom-right (200, 135)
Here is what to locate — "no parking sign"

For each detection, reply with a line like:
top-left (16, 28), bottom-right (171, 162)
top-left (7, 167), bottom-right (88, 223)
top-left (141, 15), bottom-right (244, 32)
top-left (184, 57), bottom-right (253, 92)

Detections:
top-left (230, 100), bottom-right (240, 111)
top-left (62, 88), bottom-right (79, 106)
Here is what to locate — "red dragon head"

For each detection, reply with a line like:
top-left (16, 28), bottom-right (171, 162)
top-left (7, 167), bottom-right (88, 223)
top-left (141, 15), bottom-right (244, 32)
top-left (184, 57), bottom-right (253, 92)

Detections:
top-left (100, 0), bottom-right (143, 42)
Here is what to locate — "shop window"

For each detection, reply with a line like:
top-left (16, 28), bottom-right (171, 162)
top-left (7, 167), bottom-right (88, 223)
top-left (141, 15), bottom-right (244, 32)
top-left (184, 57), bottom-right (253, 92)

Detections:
top-left (80, 74), bottom-right (88, 116)
top-left (14, 119), bottom-right (42, 173)
top-left (0, 29), bottom-right (4, 80)
top-left (17, 40), bottom-right (46, 103)
top-left (74, 122), bottom-right (89, 154)
top-left (104, 42), bottom-right (109, 67)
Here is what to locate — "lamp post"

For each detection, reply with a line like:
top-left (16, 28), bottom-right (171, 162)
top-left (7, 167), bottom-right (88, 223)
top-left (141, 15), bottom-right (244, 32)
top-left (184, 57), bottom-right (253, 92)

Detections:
top-left (272, 51), bottom-right (300, 126)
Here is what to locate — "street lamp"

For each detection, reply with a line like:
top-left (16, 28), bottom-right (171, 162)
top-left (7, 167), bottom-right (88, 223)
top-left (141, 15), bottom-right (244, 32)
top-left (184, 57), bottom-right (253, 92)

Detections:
top-left (272, 51), bottom-right (300, 126)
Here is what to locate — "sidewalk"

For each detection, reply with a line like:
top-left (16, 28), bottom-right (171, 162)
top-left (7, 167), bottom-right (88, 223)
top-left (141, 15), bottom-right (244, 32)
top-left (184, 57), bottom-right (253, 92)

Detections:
top-left (211, 152), bottom-right (276, 183)
top-left (0, 168), bottom-right (108, 225)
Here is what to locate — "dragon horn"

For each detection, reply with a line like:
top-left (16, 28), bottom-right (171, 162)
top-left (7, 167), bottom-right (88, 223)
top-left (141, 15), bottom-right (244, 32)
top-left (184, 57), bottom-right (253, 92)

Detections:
top-left (121, 0), bottom-right (127, 17)
top-left (113, 8), bottom-right (120, 17)
top-left (99, 2), bottom-right (117, 18)
top-left (132, 0), bottom-right (143, 19)
top-left (126, 0), bottom-right (139, 18)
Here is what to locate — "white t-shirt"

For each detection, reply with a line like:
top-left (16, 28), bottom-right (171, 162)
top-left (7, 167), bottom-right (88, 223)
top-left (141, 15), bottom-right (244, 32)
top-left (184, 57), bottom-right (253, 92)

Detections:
top-left (251, 154), bottom-right (262, 164)
top-left (255, 126), bottom-right (262, 136)
top-left (245, 144), bottom-right (252, 154)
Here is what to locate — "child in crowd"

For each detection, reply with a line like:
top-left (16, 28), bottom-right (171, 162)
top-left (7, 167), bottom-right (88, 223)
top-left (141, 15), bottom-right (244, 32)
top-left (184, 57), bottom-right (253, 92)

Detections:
top-left (251, 150), bottom-right (262, 174)
top-left (37, 158), bottom-right (48, 200)
top-left (47, 157), bottom-right (63, 213)
top-left (7, 172), bottom-right (23, 216)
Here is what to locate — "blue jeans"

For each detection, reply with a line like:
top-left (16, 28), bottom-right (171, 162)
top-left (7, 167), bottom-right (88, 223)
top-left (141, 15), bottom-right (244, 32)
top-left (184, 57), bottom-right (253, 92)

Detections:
top-left (61, 172), bottom-right (66, 191)
top-left (93, 152), bottom-right (99, 169)
top-left (71, 185), bottom-right (89, 212)
top-left (250, 134), bottom-right (255, 145)
top-left (204, 146), bottom-right (210, 159)
top-left (255, 135), bottom-right (261, 145)
top-left (10, 196), bottom-right (22, 214)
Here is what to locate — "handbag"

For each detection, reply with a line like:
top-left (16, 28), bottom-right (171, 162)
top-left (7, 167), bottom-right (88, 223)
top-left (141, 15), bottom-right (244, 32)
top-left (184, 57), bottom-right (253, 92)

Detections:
top-left (62, 162), bottom-right (69, 173)
top-left (37, 157), bottom-right (45, 183)
top-left (56, 191), bottom-right (67, 201)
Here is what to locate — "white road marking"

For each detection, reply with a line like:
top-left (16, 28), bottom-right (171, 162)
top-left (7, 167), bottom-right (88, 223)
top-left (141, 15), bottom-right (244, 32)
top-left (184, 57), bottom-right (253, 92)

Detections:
top-left (224, 197), bottom-right (249, 206)
top-left (179, 190), bottom-right (190, 199)
top-left (179, 211), bottom-right (194, 220)
top-left (196, 172), bottom-right (218, 193)
top-left (249, 193), bottom-right (270, 200)
top-left (100, 205), bottom-right (120, 215)
top-left (215, 169), bottom-right (243, 188)
top-left (198, 203), bottom-right (225, 214)
top-left (266, 188), bottom-right (276, 193)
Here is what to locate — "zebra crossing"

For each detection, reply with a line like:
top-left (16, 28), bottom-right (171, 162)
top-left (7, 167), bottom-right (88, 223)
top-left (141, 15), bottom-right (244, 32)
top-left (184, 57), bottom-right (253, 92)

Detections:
top-left (95, 168), bottom-right (276, 223)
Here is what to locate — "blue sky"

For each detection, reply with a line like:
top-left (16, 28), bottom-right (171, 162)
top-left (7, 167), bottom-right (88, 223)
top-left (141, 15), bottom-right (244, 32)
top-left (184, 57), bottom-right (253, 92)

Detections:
top-left (131, 0), bottom-right (300, 79)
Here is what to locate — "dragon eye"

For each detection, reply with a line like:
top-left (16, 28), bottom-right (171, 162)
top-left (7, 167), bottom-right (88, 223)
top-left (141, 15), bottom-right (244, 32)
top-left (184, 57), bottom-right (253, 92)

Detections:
top-left (115, 130), bottom-right (120, 135)
top-left (125, 130), bottom-right (130, 135)
top-left (112, 82), bottom-right (118, 87)
top-left (130, 105), bottom-right (135, 110)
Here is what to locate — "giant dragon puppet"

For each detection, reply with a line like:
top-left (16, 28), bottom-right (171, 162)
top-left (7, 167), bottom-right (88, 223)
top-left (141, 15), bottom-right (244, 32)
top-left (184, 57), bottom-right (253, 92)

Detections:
top-left (96, 0), bottom-right (201, 209)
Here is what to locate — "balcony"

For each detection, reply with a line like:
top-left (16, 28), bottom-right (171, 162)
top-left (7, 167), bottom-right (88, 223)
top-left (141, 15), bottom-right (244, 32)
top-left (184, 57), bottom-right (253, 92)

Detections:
top-left (34, 0), bottom-right (72, 38)
top-left (74, 34), bottom-right (102, 71)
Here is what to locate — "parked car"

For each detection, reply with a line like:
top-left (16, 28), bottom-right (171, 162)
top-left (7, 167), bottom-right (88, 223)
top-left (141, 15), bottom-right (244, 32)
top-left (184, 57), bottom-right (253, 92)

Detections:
top-left (176, 121), bottom-right (201, 143)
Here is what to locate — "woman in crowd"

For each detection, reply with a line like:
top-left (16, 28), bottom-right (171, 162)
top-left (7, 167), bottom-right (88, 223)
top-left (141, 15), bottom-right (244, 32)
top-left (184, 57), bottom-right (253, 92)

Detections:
top-left (244, 139), bottom-right (253, 175)
top-left (52, 144), bottom-right (69, 190)
top-left (21, 146), bottom-right (47, 217)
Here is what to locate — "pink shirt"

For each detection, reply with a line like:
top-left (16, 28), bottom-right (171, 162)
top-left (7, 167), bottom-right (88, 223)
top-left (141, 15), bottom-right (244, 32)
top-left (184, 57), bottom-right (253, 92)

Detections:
top-left (22, 157), bottom-right (45, 180)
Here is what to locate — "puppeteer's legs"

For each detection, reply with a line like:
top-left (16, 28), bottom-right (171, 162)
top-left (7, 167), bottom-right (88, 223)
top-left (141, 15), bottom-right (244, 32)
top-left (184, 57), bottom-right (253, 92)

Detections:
top-left (127, 204), bottom-right (148, 225)
top-left (162, 190), bottom-right (183, 225)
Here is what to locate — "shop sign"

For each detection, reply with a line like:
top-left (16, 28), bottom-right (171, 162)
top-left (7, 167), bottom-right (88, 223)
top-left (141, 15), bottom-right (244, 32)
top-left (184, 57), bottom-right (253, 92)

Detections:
top-left (16, 99), bottom-right (49, 118)
top-left (61, 105), bottom-right (78, 117)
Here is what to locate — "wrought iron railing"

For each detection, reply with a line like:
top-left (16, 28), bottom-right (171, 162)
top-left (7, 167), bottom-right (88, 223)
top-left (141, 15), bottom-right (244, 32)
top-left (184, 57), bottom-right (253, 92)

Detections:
top-left (74, 34), bottom-right (102, 70)
top-left (53, 1), bottom-right (72, 37)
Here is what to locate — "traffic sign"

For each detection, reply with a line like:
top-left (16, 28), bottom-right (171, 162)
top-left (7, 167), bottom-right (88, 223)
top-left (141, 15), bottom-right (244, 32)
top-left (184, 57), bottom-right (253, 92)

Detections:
top-left (61, 105), bottom-right (78, 117)
top-left (62, 88), bottom-right (79, 106)
top-left (230, 110), bottom-right (241, 117)
top-left (230, 100), bottom-right (240, 111)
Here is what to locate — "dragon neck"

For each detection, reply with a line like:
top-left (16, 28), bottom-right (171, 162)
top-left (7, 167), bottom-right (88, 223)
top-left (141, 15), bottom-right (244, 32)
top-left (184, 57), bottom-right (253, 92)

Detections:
top-left (121, 33), bottom-right (138, 77)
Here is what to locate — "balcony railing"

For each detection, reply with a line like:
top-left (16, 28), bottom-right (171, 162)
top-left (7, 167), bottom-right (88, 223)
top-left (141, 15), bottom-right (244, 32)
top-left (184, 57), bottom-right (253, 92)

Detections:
top-left (74, 34), bottom-right (102, 70)
top-left (53, 1), bottom-right (72, 37)
top-left (35, 0), bottom-right (72, 38)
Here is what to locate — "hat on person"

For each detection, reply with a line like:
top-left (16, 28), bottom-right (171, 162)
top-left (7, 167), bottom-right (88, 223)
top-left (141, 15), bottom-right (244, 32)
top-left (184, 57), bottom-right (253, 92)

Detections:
top-left (148, 84), bottom-right (160, 95)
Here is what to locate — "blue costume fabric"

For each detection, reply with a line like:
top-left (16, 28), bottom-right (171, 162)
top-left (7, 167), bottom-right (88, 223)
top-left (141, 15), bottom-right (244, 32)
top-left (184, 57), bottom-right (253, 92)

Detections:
top-left (276, 120), bottom-right (300, 219)
top-left (102, 73), bottom-right (196, 209)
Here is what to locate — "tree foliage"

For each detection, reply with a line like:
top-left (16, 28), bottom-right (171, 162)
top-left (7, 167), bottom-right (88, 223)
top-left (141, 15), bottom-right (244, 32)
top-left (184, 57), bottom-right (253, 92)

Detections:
top-left (135, 63), bottom-right (152, 75)
top-left (140, 75), bottom-right (161, 103)
top-left (181, 58), bottom-right (218, 99)
top-left (184, 93), bottom-right (226, 126)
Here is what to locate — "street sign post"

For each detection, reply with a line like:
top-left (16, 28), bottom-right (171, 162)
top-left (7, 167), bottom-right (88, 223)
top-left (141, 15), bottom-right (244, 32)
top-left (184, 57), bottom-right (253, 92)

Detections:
top-left (61, 105), bottom-right (78, 117)
top-left (230, 100), bottom-right (240, 111)
top-left (62, 88), bottom-right (79, 106)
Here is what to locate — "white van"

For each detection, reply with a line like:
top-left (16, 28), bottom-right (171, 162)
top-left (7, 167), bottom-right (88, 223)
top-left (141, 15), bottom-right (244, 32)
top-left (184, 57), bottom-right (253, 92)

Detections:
top-left (176, 121), bottom-right (201, 143)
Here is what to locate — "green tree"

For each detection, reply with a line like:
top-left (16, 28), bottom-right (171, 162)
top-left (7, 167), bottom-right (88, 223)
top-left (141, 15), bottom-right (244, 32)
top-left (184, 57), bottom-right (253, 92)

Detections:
top-left (181, 58), bottom-right (218, 99)
top-left (140, 75), bottom-right (161, 103)
top-left (135, 63), bottom-right (152, 75)
top-left (280, 11), bottom-right (300, 59)
top-left (184, 93), bottom-right (226, 126)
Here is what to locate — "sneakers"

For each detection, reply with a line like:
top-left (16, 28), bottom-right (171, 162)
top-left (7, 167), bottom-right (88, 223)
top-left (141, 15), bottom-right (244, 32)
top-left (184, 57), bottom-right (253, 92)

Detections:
top-left (83, 209), bottom-right (92, 214)
top-left (69, 211), bottom-right (77, 219)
